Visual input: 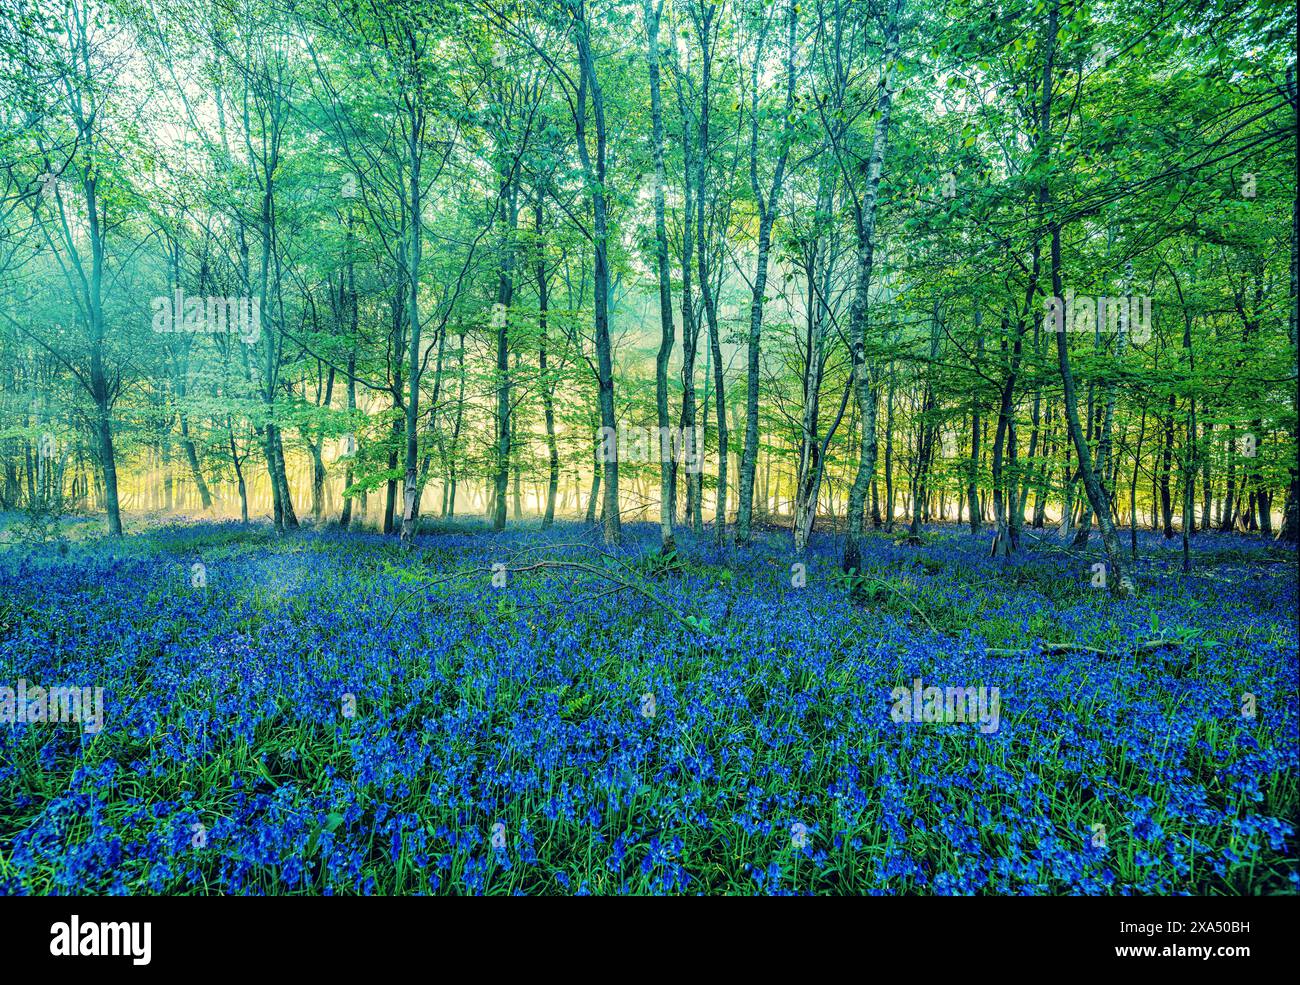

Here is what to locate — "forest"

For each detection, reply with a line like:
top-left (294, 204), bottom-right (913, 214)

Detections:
top-left (0, 0), bottom-right (1296, 898)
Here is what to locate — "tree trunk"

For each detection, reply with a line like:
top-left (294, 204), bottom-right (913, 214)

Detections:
top-left (737, 1), bottom-right (797, 544)
top-left (645, 0), bottom-right (676, 552)
top-left (573, 11), bottom-right (620, 546)
top-left (842, 0), bottom-right (902, 572)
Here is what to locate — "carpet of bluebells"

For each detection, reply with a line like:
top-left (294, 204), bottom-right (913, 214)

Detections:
top-left (0, 513), bottom-right (1296, 895)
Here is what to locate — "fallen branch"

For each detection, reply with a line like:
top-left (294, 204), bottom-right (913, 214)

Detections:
top-left (506, 559), bottom-right (708, 637)
top-left (979, 637), bottom-right (1186, 659)
top-left (845, 574), bottom-right (939, 634)
top-left (375, 555), bottom-right (709, 638)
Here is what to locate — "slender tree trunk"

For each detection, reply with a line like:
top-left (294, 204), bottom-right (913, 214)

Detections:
top-left (737, 1), bottom-right (797, 544)
top-left (1040, 0), bottom-right (1130, 594)
top-left (1280, 196), bottom-right (1299, 542)
top-left (399, 108), bottom-right (426, 546)
top-left (572, 8), bottom-right (621, 545)
top-left (842, 0), bottom-right (902, 572)
top-left (586, 414), bottom-right (602, 524)
top-left (493, 188), bottom-right (519, 533)
top-left (645, 0), bottom-right (676, 552)
top-left (968, 321), bottom-right (983, 533)
top-left (534, 202), bottom-right (559, 530)
top-left (1159, 401), bottom-right (1176, 537)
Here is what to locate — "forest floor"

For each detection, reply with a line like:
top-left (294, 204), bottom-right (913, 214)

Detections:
top-left (0, 515), bottom-right (1295, 894)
